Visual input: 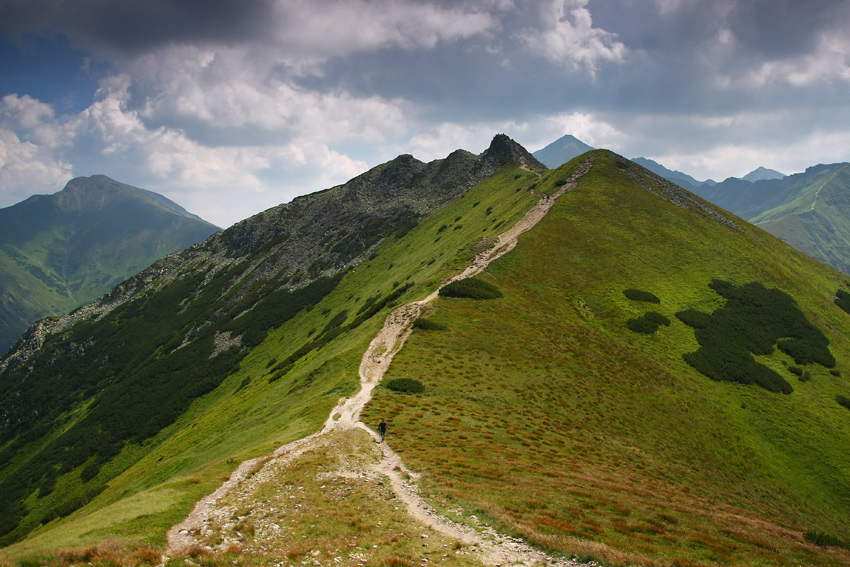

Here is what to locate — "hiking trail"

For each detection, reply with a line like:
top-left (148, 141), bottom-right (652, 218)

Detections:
top-left (166, 157), bottom-right (595, 566)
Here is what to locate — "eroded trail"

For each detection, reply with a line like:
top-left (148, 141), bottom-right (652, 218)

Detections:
top-left (167, 158), bottom-right (594, 566)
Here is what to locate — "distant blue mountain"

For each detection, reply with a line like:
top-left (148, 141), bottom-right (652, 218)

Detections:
top-left (742, 166), bottom-right (785, 182)
top-left (0, 175), bottom-right (220, 353)
top-left (532, 135), bottom-right (595, 168)
top-left (630, 157), bottom-right (715, 191)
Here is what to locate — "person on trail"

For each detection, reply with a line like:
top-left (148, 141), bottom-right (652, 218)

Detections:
top-left (379, 419), bottom-right (388, 442)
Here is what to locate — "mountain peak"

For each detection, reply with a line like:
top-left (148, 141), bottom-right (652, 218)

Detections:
top-left (481, 134), bottom-right (546, 170)
top-left (532, 134), bottom-right (595, 168)
top-left (742, 166), bottom-right (785, 182)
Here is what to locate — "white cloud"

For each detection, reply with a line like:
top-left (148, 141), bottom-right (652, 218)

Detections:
top-left (747, 30), bottom-right (850, 87)
top-left (0, 77), bottom-right (375, 227)
top-left (268, 0), bottom-right (498, 56)
top-left (0, 95), bottom-right (73, 204)
top-left (519, 0), bottom-right (626, 75)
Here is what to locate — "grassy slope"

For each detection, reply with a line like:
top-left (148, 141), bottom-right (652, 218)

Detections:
top-left (362, 152), bottom-right (850, 566)
top-left (0, 164), bottom-right (542, 560)
top-left (756, 167), bottom-right (850, 276)
top-left (0, 188), bottom-right (219, 353)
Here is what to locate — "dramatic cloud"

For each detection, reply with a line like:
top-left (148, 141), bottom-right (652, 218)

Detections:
top-left (1, 0), bottom-right (849, 226)
top-left (0, 95), bottom-right (73, 203)
top-left (520, 0), bottom-right (627, 74)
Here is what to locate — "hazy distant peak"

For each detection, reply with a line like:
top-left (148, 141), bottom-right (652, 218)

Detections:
top-left (742, 167), bottom-right (785, 182)
top-left (532, 134), bottom-right (594, 168)
top-left (630, 157), bottom-right (707, 189)
top-left (55, 175), bottom-right (213, 223)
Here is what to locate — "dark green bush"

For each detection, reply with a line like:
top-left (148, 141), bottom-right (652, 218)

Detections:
top-left (624, 289), bottom-right (661, 303)
top-left (439, 278), bottom-right (503, 300)
top-left (801, 371), bottom-right (813, 382)
top-left (831, 369), bottom-right (842, 377)
top-left (386, 378), bottom-right (425, 394)
top-left (805, 529), bottom-right (850, 549)
top-left (789, 366), bottom-right (803, 376)
top-left (320, 310), bottom-right (348, 335)
top-left (835, 289), bottom-right (850, 315)
top-left (676, 280), bottom-right (835, 394)
top-left (838, 394), bottom-right (850, 411)
top-left (395, 219), bottom-right (418, 239)
top-left (627, 312), bottom-right (670, 334)
top-left (413, 318), bottom-right (447, 331)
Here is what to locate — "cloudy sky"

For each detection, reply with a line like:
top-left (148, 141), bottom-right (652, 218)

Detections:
top-left (1, 0), bottom-right (849, 227)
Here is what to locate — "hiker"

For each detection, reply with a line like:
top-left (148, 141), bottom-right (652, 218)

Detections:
top-left (379, 419), bottom-right (388, 442)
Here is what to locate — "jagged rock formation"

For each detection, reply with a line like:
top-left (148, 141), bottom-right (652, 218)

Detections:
top-left (0, 135), bottom-right (541, 375)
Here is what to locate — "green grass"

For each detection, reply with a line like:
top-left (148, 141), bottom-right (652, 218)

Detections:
top-left (362, 151), bottom-right (850, 567)
top-left (0, 163), bottom-right (542, 559)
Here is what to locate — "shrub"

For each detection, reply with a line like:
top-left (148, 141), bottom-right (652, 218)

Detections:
top-left (413, 318), bottom-right (447, 331)
top-left (831, 369), bottom-right (842, 377)
top-left (624, 289), bottom-right (661, 303)
top-left (801, 371), bottom-right (813, 382)
top-left (627, 312), bottom-right (670, 334)
top-left (386, 378), bottom-right (424, 394)
top-left (395, 219), bottom-right (418, 239)
top-left (676, 280), bottom-right (835, 394)
top-left (789, 366), bottom-right (803, 376)
top-left (805, 529), bottom-right (850, 549)
top-left (439, 278), bottom-right (503, 300)
top-left (837, 394), bottom-right (850, 411)
top-left (835, 289), bottom-right (850, 315)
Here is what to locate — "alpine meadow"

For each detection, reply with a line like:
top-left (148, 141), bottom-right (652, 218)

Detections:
top-left (2, 138), bottom-right (850, 567)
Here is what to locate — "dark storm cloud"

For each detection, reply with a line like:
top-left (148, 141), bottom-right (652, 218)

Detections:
top-left (0, 0), bottom-right (275, 55)
top-left (726, 0), bottom-right (849, 58)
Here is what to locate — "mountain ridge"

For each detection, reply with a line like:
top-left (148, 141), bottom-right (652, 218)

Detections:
top-left (2, 145), bottom-right (850, 567)
top-left (691, 162), bottom-right (850, 275)
top-left (0, 175), bottom-right (220, 354)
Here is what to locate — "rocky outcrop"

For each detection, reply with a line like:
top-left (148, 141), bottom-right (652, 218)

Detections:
top-left (0, 135), bottom-right (546, 374)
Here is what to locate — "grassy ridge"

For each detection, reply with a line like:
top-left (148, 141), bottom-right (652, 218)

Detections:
top-left (0, 164), bottom-right (543, 559)
top-left (362, 152), bottom-right (850, 566)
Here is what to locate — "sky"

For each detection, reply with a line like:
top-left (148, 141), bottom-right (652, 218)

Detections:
top-left (1, 0), bottom-right (849, 228)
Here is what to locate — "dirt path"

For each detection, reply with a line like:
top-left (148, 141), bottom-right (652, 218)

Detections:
top-left (167, 157), bottom-right (595, 565)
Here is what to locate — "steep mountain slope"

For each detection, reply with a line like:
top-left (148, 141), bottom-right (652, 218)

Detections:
top-left (0, 175), bottom-right (220, 354)
top-left (0, 135), bottom-right (545, 548)
top-left (693, 163), bottom-right (850, 275)
top-left (533, 134), bottom-right (594, 169)
top-left (361, 151), bottom-right (850, 566)
top-left (2, 147), bottom-right (850, 567)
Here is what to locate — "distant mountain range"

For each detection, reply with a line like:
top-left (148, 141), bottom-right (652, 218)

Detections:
top-left (691, 163), bottom-right (850, 274)
top-left (0, 175), bottom-right (220, 353)
top-left (533, 135), bottom-right (784, 189)
top-left (534, 135), bottom-right (850, 277)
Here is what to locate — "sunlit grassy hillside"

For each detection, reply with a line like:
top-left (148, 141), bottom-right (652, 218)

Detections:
top-left (0, 162), bottom-right (545, 560)
top-left (363, 151), bottom-right (850, 567)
